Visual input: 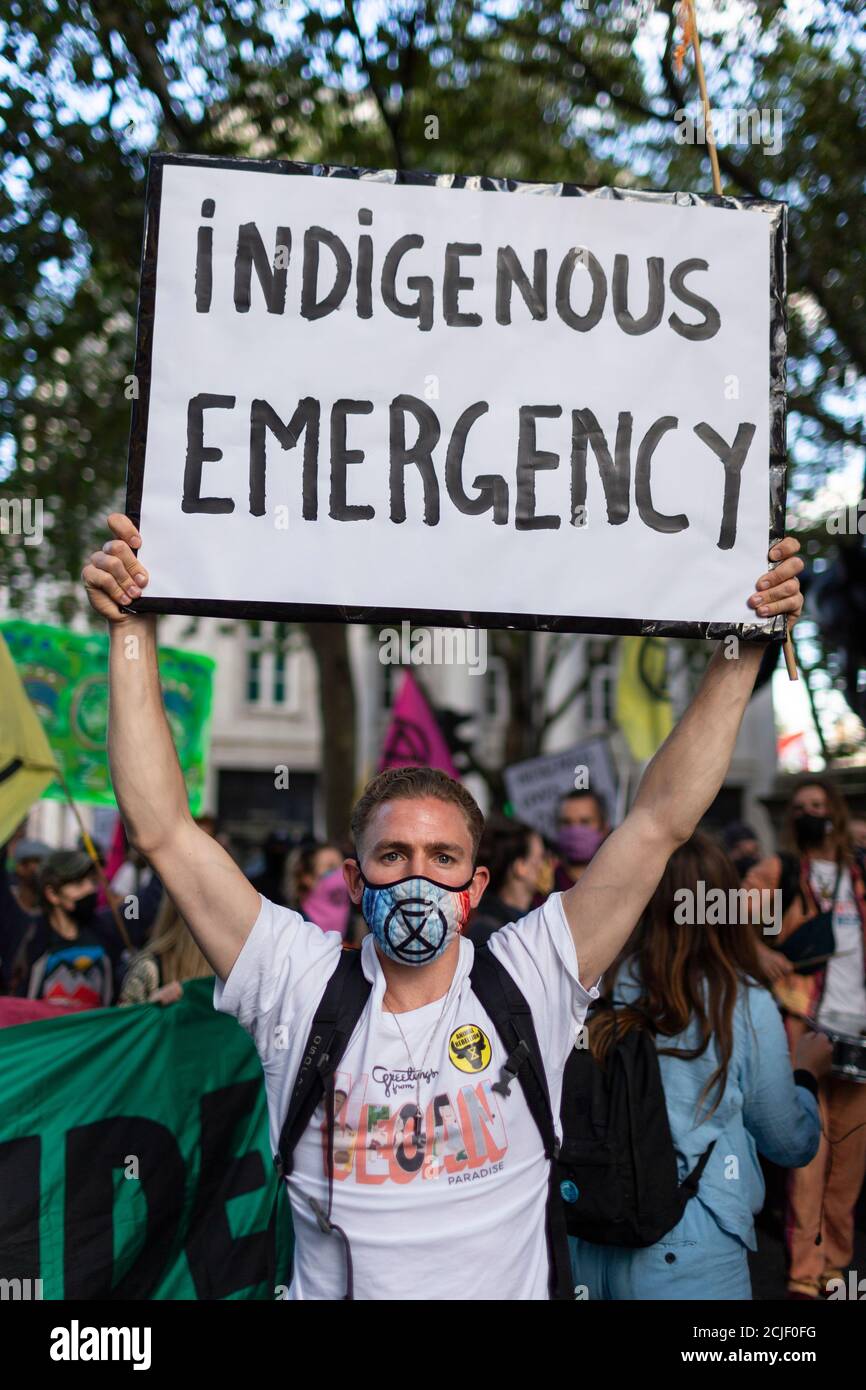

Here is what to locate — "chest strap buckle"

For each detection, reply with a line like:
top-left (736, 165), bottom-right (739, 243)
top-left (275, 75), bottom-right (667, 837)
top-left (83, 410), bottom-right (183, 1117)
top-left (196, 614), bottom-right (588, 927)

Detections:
top-left (491, 1039), bottom-right (531, 1098)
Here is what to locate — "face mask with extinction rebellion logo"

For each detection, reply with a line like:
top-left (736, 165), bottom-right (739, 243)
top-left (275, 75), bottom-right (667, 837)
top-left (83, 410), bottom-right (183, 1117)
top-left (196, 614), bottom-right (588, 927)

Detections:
top-left (355, 867), bottom-right (474, 966)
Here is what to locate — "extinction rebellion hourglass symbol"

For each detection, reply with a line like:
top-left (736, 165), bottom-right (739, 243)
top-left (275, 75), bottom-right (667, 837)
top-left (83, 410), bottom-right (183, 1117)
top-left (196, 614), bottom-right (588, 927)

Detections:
top-left (384, 895), bottom-right (448, 961)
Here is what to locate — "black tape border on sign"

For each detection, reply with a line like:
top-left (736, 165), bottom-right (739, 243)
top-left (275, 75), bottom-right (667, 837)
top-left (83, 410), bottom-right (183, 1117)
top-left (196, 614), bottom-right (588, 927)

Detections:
top-left (124, 153), bottom-right (788, 644)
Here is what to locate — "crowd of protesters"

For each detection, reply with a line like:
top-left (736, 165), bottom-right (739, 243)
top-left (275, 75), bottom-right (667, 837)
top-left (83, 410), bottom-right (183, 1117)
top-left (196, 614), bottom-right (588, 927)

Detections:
top-left (0, 820), bottom-right (348, 1007)
top-left (2, 769), bottom-right (864, 1300)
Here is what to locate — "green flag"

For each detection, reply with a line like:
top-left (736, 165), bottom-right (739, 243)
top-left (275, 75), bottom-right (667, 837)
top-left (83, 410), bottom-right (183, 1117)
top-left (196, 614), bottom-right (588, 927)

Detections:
top-left (0, 621), bottom-right (214, 814)
top-left (0, 979), bottom-right (292, 1299)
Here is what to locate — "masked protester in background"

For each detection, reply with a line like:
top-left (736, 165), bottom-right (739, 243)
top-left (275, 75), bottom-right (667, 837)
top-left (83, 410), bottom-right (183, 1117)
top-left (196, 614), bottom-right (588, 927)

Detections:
top-left (0, 842), bottom-right (164, 1006)
top-left (119, 897), bottom-right (213, 1006)
top-left (744, 778), bottom-right (866, 1299)
top-left (721, 821), bottom-right (763, 882)
top-left (9, 838), bottom-right (50, 918)
top-left (0, 848), bottom-right (161, 1008)
top-left (570, 833), bottom-right (825, 1301)
top-left (299, 865), bottom-right (352, 939)
top-left (468, 816), bottom-right (553, 948)
top-left (554, 790), bottom-right (610, 890)
top-left (287, 840), bottom-right (343, 915)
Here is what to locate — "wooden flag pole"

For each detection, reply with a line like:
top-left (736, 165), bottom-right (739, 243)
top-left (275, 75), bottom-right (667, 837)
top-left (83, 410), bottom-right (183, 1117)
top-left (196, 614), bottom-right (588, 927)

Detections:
top-left (685, 0), bottom-right (723, 197)
top-left (51, 764), bottom-right (132, 951)
top-left (682, 0), bottom-right (799, 681)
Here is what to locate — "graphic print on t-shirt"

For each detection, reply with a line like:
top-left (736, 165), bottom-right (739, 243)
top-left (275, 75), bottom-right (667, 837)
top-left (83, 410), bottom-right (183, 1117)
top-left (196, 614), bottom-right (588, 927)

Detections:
top-left (32, 944), bottom-right (110, 1009)
top-left (318, 1067), bottom-right (509, 1187)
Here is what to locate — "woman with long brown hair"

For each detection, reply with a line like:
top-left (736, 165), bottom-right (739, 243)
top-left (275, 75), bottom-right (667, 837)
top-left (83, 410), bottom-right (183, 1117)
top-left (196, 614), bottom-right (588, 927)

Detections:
top-left (119, 896), bottom-right (212, 1006)
top-left (569, 832), bottom-right (828, 1300)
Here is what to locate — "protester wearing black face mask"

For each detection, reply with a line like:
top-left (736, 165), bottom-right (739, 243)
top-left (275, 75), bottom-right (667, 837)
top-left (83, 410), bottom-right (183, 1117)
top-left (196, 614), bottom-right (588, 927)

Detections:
top-left (0, 845), bottom-right (163, 1007)
top-left (721, 820), bottom-right (763, 881)
top-left (743, 779), bottom-right (866, 1300)
top-left (791, 811), bottom-right (833, 851)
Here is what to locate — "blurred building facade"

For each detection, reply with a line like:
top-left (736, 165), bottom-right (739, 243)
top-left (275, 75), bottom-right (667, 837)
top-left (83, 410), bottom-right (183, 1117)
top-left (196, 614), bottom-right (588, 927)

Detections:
top-left (120, 616), bottom-right (783, 853)
top-left (8, 596), bottom-right (781, 855)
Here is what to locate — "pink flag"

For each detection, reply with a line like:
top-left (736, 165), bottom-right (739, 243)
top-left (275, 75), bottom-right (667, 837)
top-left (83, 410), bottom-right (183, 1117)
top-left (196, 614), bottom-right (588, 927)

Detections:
top-left (379, 671), bottom-right (460, 780)
top-left (104, 814), bottom-right (127, 882)
top-left (96, 814), bottom-right (127, 909)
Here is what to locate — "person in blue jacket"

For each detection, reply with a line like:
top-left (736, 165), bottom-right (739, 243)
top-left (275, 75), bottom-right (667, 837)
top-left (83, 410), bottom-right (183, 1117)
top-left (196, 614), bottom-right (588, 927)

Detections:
top-left (570, 831), bottom-right (829, 1300)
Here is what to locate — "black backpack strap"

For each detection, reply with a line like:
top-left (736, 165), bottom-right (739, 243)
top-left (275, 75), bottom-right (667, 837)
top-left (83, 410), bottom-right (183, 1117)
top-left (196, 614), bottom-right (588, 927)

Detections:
top-left (778, 850), bottom-right (804, 915)
top-left (470, 946), bottom-right (574, 1301)
top-left (268, 947), bottom-right (372, 1301)
top-left (274, 946), bottom-right (372, 1180)
top-left (680, 1139), bottom-right (716, 1196)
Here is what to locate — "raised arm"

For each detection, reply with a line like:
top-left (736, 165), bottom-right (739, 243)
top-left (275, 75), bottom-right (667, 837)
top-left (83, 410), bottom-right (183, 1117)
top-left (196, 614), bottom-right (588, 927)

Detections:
top-left (561, 539), bottom-right (804, 986)
top-left (83, 514), bottom-right (260, 979)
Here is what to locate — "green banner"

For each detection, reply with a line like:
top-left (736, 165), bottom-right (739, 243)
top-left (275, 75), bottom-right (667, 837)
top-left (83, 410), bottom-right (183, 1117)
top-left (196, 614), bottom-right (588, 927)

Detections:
top-left (0, 620), bottom-right (214, 814)
top-left (0, 979), bottom-right (292, 1299)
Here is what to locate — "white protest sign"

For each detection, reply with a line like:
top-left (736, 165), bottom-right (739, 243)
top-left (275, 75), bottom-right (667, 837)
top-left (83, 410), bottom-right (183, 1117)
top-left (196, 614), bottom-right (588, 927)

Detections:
top-left (504, 739), bottom-right (619, 842)
top-left (128, 156), bottom-right (783, 635)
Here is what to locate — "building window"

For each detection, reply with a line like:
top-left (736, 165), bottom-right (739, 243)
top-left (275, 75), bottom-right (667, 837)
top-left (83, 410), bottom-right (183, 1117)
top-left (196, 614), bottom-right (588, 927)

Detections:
top-left (273, 657), bottom-right (285, 703)
top-left (482, 658), bottom-right (506, 723)
top-left (583, 643), bottom-right (616, 729)
top-left (381, 657), bottom-right (406, 710)
top-left (246, 623), bottom-right (261, 702)
top-left (244, 622), bottom-right (297, 711)
top-left (272, 623), bottom-right (289, 704)
top-left (216, 768), bottom-right (318, 848)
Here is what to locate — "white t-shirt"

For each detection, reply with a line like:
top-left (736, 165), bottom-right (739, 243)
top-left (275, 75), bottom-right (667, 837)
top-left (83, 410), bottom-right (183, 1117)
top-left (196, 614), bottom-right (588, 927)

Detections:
top-left (214, 891), bottom-right (597, 1301)
top-left (811, 861), bottom-right (866, 1024)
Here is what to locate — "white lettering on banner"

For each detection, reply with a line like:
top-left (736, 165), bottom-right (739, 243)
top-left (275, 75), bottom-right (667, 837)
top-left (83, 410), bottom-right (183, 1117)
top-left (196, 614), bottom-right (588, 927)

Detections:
top-left (134, 158), bottom-right (778, 630)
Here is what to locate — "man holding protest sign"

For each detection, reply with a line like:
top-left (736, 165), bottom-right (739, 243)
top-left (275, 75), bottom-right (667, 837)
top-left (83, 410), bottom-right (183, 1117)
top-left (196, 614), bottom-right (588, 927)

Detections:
top-left (84, 512), bottom-right (804, 1301)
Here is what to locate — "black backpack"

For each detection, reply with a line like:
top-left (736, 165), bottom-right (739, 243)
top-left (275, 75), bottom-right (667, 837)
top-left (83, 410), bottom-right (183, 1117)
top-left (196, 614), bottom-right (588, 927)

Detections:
top-left (272, 945), bottom-right (574, 1300)
top-left (556, 998), bottom-right (715, 1247)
